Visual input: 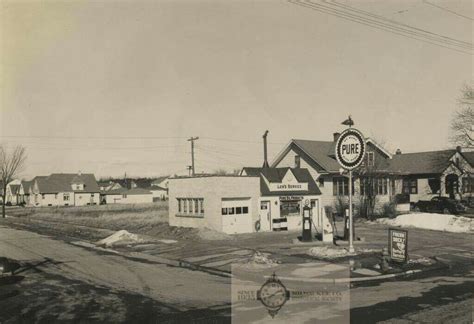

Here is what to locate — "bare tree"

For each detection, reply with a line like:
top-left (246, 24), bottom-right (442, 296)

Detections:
top-left (450, 84), bottom-right (474, 149)
top-left (0, 145), bottom-right (27, 218)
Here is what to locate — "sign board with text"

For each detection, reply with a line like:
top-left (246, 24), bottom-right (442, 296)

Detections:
top-left (335, 128), bottom-right (366, 170)
top-left (388, 228), bottom-right (408, 263)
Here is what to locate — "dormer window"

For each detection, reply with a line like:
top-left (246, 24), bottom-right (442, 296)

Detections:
top-left (72, 183), bottom-right (84, 191)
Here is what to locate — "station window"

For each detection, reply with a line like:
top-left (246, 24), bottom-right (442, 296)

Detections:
top-left (222, 205), bottom-right (249, 215)
top-left (177, 198), bottom-right (204, 217)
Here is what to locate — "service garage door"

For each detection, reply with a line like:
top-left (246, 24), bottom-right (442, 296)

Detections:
top-left (221, 198), bottom-right (252, 234)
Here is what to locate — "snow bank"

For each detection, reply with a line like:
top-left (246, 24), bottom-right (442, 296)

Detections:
top-left (377, 213), bottom-right (474, 233)
top-left (309, 246), bottom-right (350, 258)
top-left (96, 230), bottom-right (145, 247)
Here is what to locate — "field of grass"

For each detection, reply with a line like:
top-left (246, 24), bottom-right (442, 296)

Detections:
top-left (4, 203), bottom-right (175, 238)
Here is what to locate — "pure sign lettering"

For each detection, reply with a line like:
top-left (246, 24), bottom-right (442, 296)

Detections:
top-left (389, 228), bottom-right (408, 263)
top-left (335, 128), bottom-right (366, 170)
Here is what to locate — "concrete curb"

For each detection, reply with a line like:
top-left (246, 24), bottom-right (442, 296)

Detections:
top-left (273, 264), bottom-right (447, 284)
top-left (69, 241), bottom-right (233, 278)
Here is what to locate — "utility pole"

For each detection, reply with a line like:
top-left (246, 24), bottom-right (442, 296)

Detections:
top-left (187, 137), bottom-right (199, 176)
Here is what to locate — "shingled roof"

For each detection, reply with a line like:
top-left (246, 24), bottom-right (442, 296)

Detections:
top-left (106, 188), bottom-right (152, 195)
top-left (21, 180), bottom-right (33, 194)
top-left (386, 150), bottom-right (457, 175)
top-left (463, 151), bottom-right (474, 166)
top-left (34, 173), bottom-right (100, 193)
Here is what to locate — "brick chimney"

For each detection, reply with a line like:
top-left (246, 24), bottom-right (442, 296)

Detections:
top-left (395, 149), bottom-right (402, 155)
top-left (456, 146), bottom-right (462, 153)
top-left (333, 132), bottom-right (341, 142)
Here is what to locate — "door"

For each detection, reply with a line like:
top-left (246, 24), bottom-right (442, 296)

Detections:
top-left (222, 198), bottom-right (252, 234)
top-left (259, 201), bottom-right (272, 231)
top-left (445, 174), bottom-right (459, 199)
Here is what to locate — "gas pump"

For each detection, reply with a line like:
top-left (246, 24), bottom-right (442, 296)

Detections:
top-left (302, 200), bottom-right (312, 242)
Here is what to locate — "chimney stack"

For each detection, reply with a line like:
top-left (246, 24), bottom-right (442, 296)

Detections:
top-left (333, 132), bottom-right (341, 142)
top-left (395, 149), bottom-right (402, 155)
top-left (262, 130), bottom-right (269, 168)
top-left (456, 146), bottom-right (462, 153)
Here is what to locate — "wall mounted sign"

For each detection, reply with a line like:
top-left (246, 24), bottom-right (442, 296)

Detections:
top-left (335, 128), bottom-right (366, 170)
top-left (388, 228), bottom-right (408, 263)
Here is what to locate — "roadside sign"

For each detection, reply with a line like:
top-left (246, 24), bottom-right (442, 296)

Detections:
top-left (388, 228), bottom-right (408, 263)
top-left (335, 128), bottom-right (366, 170)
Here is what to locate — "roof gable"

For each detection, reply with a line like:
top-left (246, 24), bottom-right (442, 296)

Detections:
top-left (34, 174), bottom-right (100, 193)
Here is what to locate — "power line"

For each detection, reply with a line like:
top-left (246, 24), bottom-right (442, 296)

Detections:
top-left (288, 0), bottom-right (473, 55)
top-left (329, 0), bottom-right (472, 47)
top-left (422, 0), bottom-right (473, 21)
top-left (201, 136), bottom-right (286, 145)
top-left (0, 135), bottom-right (188, 140)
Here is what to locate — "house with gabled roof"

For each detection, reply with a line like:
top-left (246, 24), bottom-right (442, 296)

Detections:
top-left (270, 133), bottom-right (474, 209)
top-left (5, 180), bottom-right (21, 205)
top-left (387, 147), bottom-right (473, 202)
top-left (19, 180), bottom-right (33, 205)
top-left (30, 173), bottom-right (100, 207)
top-left (271, 133), bottom-right (393, 208)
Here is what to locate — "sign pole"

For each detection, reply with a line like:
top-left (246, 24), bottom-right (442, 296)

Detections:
top-left (334, 118), bottom-right (365, 255)
top-left (348, 169), bottom-right (354, 253)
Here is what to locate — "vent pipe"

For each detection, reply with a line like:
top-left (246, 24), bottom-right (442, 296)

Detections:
top-left (262, 130), bottom-right (269, 168)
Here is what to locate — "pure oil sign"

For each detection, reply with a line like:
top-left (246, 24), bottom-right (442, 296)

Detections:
top-left (389, 229), bottom-right (408, 263)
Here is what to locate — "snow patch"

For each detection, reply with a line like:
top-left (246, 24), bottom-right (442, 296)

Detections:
top-left (308, 246), bottom-right (351, 258)
top-left (377, 213), bottom-right (473, 233)
top-left (239, 251), bottom-right (279, 269)
top-left (96, 230), bottom-right (145, 247)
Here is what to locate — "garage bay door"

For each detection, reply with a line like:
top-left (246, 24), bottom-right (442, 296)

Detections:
top-left (221, 198), bottom-right (252, 234)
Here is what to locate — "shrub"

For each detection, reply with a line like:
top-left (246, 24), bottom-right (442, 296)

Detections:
top-left (381, 201), bottom-right (397, 219)
top-left (333, 196), bottom-right (349, 217)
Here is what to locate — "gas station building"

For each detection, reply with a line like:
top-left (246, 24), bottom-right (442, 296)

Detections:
top-left (168, 167), bottom-right (322, 234)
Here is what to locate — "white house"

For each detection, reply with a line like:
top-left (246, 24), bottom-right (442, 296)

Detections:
top-left (146, 185), bottom-right (168, 201)
top-left (5, 180), bottom-right (21, 205)
top-left (29, 173), bottom-right (100, 207)
top-left (104, 188), bottom-right (153, 204)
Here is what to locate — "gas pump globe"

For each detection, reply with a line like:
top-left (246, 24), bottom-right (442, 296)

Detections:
top-left (302, 200), bottom-right (312, 242)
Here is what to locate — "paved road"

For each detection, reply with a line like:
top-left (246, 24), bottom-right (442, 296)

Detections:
top-left (0, 225), bottom-right (231, 321)
top-left (1, 223), bottom-right (473, 323)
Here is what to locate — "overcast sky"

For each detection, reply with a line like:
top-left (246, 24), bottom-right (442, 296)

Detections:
top-left (1, 0), bottom-right (472, 179)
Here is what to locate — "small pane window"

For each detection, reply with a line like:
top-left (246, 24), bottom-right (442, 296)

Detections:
top-left (200, 199), bottom-right (204, 213)
top-left (222, 208), bottom-right (228, 215)
top-left (236, 207), bottom-right (242, 214)
top-left (242, 206), bottom-right (248, 214)
top-left (294, 155), bottom-right (301, 168)
top-left (228, 207), bottom-right (235, 215)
